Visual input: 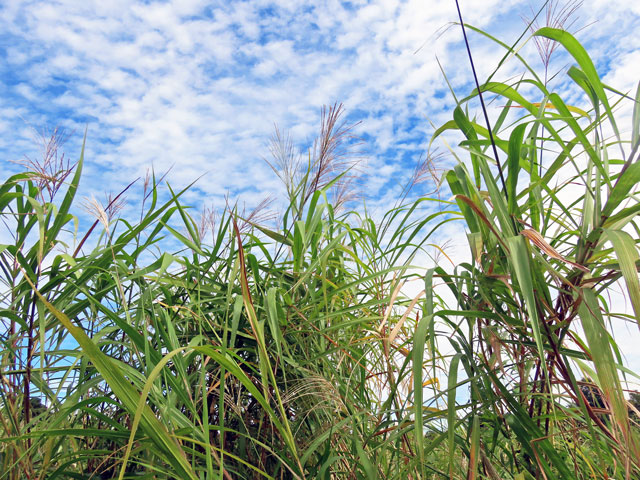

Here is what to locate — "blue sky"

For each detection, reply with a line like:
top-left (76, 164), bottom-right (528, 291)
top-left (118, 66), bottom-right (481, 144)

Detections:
top-left (1, 1), bottom-right (640, 375)
top-left (2, 0), bottom-right (638, 212)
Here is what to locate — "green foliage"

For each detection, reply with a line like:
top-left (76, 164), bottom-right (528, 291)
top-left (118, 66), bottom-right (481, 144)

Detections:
top-left (1, 20), bottom-right (640, 480)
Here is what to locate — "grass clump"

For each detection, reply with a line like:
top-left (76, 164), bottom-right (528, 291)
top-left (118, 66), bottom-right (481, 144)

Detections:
top-left (1, 17), bottom-right (640, 480)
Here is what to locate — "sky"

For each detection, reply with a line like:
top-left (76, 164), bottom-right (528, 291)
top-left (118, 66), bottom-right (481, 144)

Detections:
top-left (1, 1), bottom-right (640, 378)
top-left (1, 0), bottom-right (638, 208)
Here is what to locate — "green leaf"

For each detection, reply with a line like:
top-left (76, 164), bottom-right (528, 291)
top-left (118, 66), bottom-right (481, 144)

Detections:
top-left (605, 229), bottom-right (640, 327)
top-left (413, 313), bottom-right (433, 475)
top-left (265, 287), bottom-right (283, 358)
top-left (535, 27), bottom-right (620, 141)
top-left (22, 277), bottom-right (198, 480)
top-left (578, 287), bottom-right (630, 440)
top-left (602, 159), bottom-right (640, 220)
top-left (507, 124), bottom-right (527, 215)
top-left (447, 353), bottom-right (461, 476)
top-left (507, 235), bottom-right (547, 374)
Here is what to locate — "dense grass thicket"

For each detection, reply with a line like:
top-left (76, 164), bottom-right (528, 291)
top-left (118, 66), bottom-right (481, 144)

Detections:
top-left (2, 21), bottom-right (640, 480)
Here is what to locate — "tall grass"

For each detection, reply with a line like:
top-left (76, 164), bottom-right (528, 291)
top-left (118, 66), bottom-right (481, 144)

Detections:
top-left (1, 18), bottom-right (639, 480)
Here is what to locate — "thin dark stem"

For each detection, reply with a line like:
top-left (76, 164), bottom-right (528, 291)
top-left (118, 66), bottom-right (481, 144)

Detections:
top-left (454, 0), bottom-right (509, 202)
